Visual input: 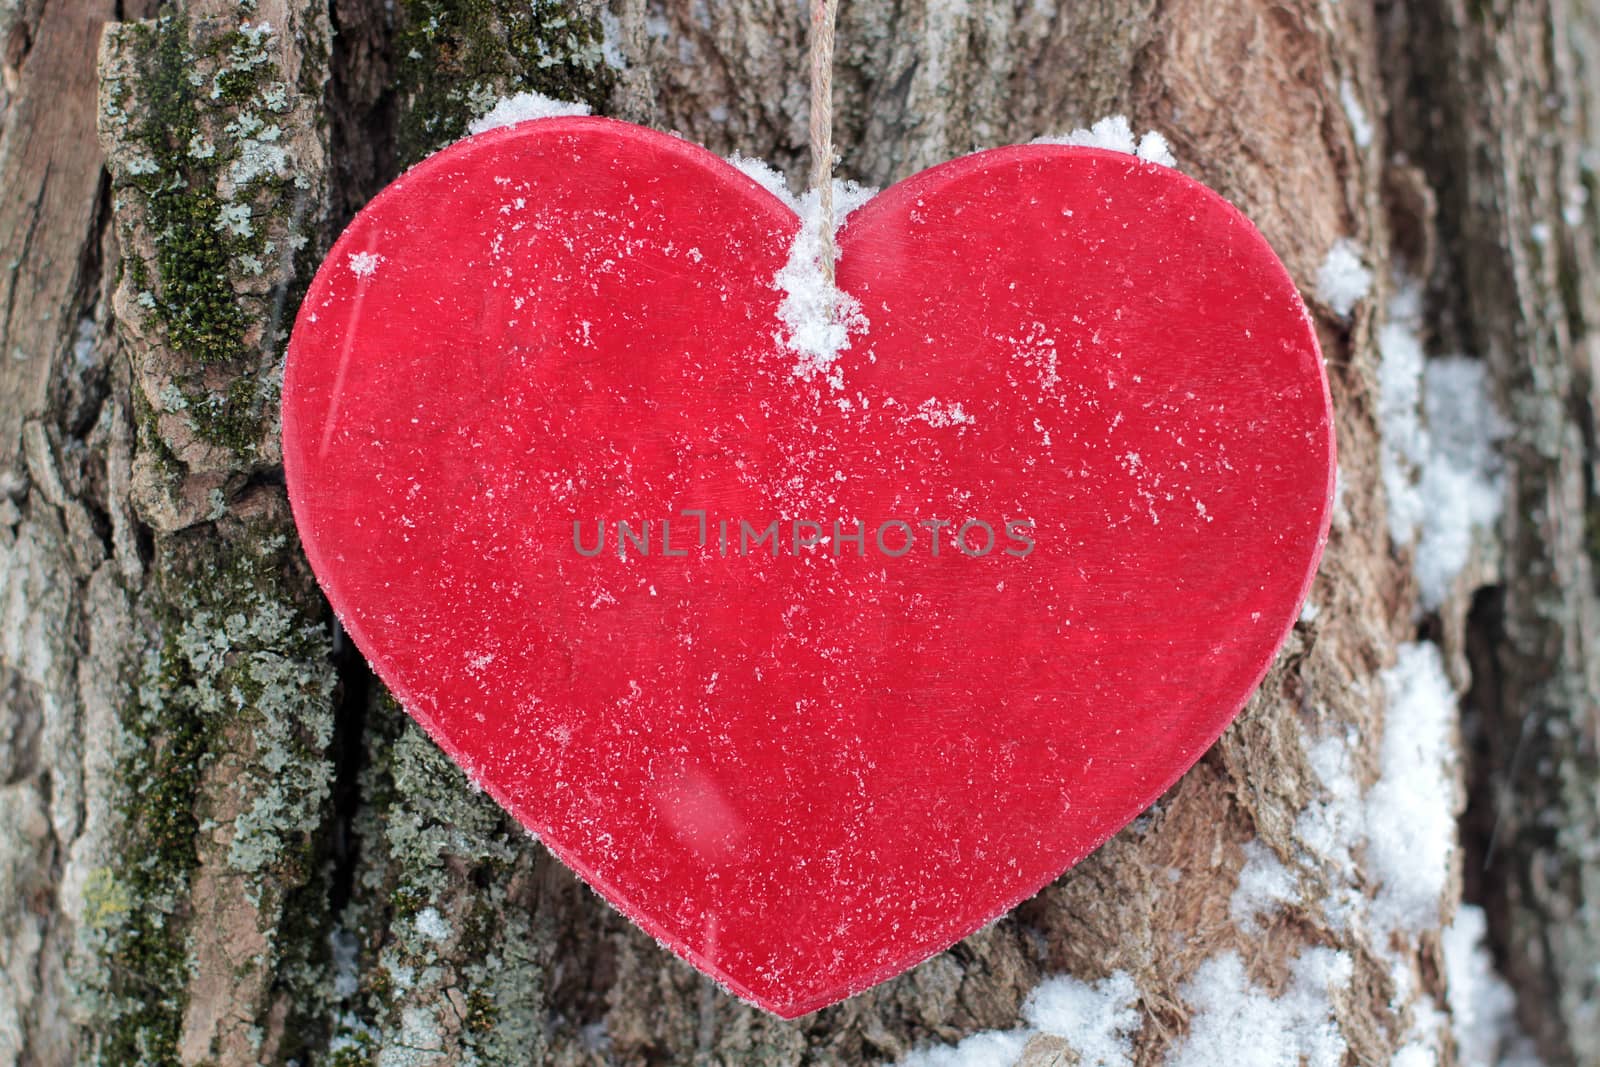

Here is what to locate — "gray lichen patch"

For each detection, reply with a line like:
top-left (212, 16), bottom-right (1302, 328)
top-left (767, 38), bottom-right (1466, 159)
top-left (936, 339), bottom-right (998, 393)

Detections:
top-left (85, 509), bottom-right (337, 1066)
top-left (98, 9), bottom-right (330, 531)
top-left (321, 693), bottom-right (555, 1067)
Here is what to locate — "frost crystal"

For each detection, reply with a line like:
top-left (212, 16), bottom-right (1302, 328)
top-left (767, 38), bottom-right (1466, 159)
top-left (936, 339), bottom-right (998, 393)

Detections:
top-left (1378, 281), bottom-right (1429, 545)
top-left (728, 154), bottom-right (799, 210)
top-left (1292, 642), bottom-right (1460, 940)
top-left (1134, 130), bottom-right (1176, 167)
top-left (898, 1030), bottom-right (1028, 1067)
top-left (72, 316), bottom-right (95, 368)
top-left (913, 398), bottom-right (975, 428)
top-left (1415, 358), bottom-right (1505, 609)
top-left (1024, 971), bottom-right (1142, 1066)
top-left (348, 251), bottom-right (384, 278)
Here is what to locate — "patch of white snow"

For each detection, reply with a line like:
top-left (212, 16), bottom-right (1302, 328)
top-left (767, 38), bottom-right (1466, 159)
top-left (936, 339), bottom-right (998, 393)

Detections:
top-left (1034, 115), bottom-right (1176, 167)
top-left (348, 251), bottom-right (383, 278)
top-left (1341, 80), bottom-right (1374, 148)
top-left (468, 91), bottom-right (591, 135)
top-left (1317, 238), bottom-right (1373, 318)
top-left (772, 177), bottom-right (876, 387)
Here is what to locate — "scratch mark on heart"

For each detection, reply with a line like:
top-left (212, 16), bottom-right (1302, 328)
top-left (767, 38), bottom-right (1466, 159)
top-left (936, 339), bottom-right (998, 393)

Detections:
top-left (319, 270), bottom-right (374, 460)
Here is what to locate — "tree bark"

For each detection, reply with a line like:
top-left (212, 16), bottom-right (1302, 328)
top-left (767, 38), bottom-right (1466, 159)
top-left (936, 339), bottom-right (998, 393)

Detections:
top-left (0, 0), bottom-right (1594, 1064)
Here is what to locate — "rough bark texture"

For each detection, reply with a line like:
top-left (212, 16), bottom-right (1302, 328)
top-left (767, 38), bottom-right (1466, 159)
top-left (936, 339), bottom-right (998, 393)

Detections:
top-left (0, 0), bottom-right (1594, 1065)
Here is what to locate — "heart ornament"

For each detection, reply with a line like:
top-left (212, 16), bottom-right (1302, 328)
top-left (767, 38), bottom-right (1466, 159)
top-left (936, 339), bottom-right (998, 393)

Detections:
top-left (283, 117), bottom-right (1334, 1017)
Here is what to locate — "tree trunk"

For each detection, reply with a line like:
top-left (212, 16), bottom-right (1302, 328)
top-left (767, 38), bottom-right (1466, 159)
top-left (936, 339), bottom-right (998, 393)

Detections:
top-left (0, 0), bottom-right (1595, 1064)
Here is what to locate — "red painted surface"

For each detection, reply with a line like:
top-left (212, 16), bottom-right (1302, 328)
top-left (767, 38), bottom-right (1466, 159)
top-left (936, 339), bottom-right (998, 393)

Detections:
top-left (283, 117), bottom-right (1335, 1018)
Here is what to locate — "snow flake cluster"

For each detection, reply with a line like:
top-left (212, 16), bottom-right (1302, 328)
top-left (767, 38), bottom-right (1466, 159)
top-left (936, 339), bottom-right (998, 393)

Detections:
top-left (1316, 238), bottom-right (1373, 318)
top-left (1170, 949), bottom-right (1352, 1067)
top-left (728, 154), bottom-right (878, 387)
top-left (1033, 115), bottom-right (1177, 168)
top-left (348, 250), bottom-right (384, 278)
top-left (1377, 278), bottom-right (1506, 609)
top-left (1229, 840), bottom-right (1301, 933)
top-left (468, 91), bottom-right (591, 135)
top-left (899, 972), bottom-right (1141, 1067)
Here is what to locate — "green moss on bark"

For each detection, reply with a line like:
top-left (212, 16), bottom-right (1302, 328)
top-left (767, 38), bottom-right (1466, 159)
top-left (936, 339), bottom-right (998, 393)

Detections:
top-left (395, 0), bottom-right (617, 164)
top-left (105, 12), bottom-right (320, 466)
top-left (186, 375), bottom-right (273, 457)
top-left (121, 14), bottom-right (270, 368)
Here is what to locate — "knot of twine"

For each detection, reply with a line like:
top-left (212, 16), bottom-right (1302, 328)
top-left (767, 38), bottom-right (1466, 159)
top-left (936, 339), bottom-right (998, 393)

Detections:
top-left (808, 0), bottom-right (839, 286)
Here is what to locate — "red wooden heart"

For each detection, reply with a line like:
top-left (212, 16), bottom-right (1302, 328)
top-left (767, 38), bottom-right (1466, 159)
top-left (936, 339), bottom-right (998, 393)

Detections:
top-left (283, 117), bottom-right (1333, 1017)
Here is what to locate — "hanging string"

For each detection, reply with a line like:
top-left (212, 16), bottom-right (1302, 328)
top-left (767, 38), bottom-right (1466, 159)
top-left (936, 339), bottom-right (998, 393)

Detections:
top-left (808, 0), bottom-right (840, 286)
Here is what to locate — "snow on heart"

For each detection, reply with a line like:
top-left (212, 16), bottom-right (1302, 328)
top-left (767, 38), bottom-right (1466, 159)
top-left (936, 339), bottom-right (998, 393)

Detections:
top-left (470, 95), bottom-right (1178, 394)
top-left (1033, 114), bottom-right (1177, 168)
top-left (728, 153), bottom-right (877, 388)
